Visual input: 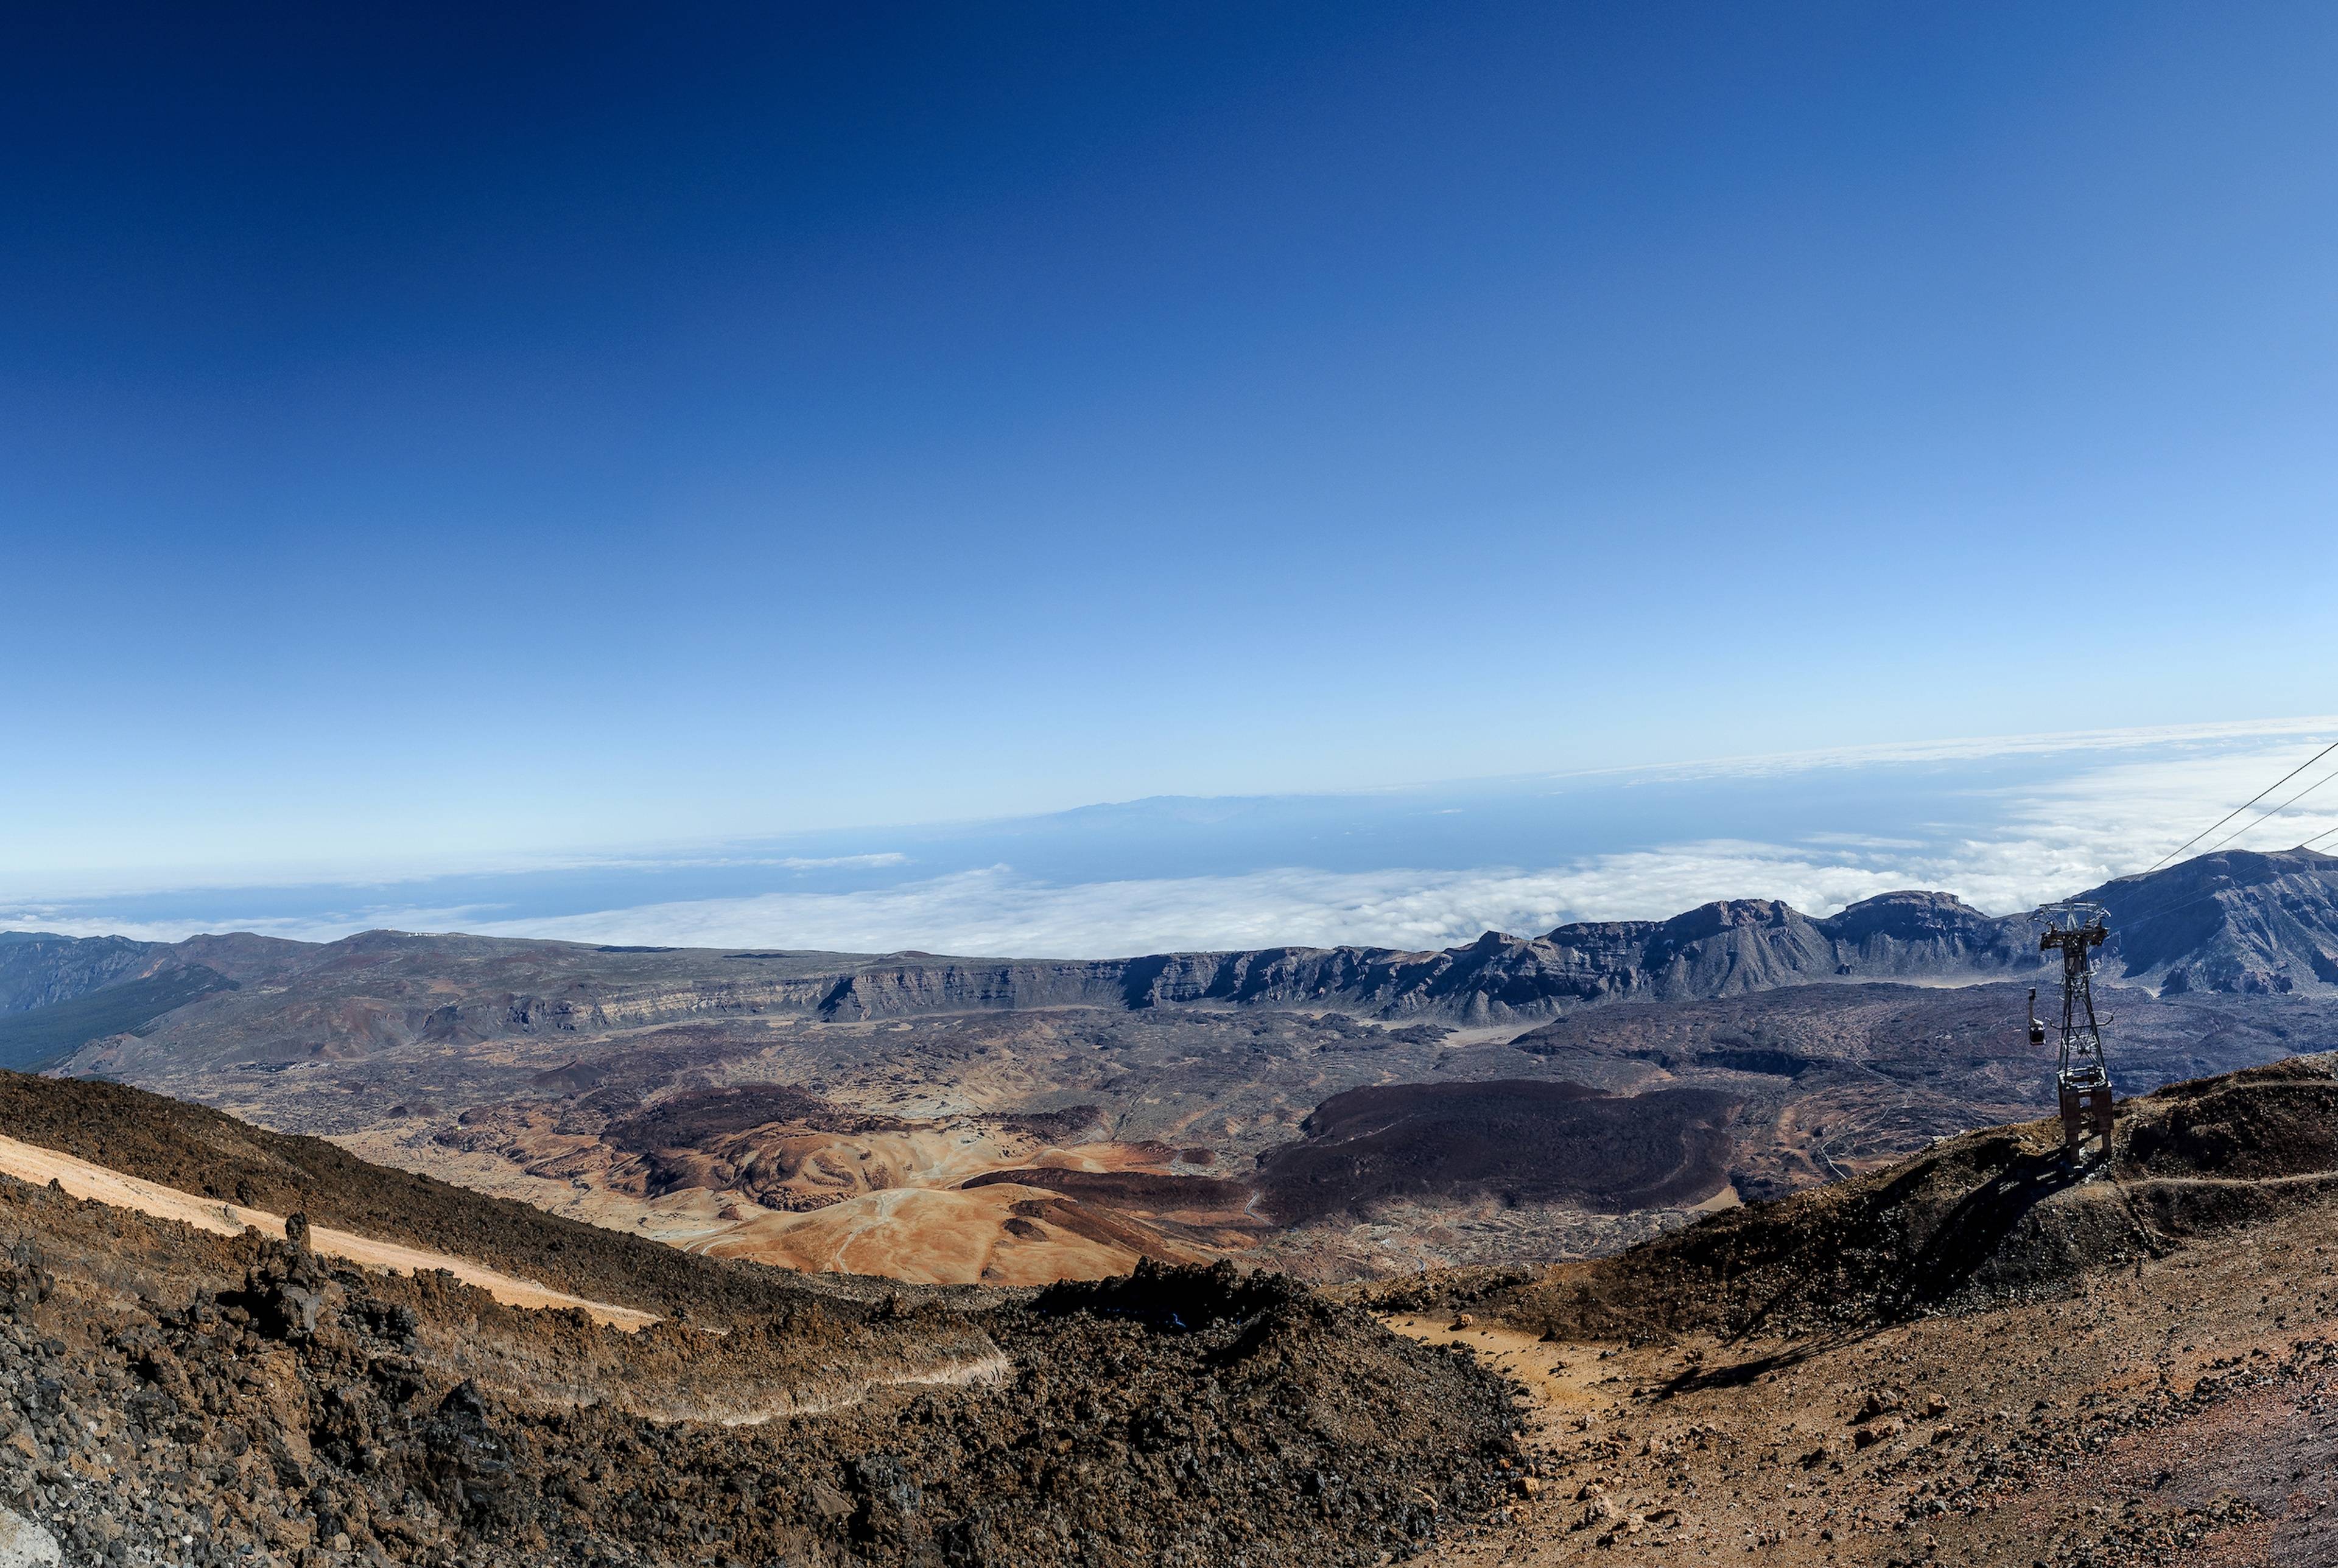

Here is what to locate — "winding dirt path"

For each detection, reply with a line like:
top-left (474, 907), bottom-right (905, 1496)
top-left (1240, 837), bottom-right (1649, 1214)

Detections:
top-left (0, 1132), bottom-right (658, 1331)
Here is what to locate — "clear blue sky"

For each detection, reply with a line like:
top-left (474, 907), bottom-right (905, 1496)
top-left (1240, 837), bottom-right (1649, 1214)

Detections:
top-left (5, 2), bottom-right (2335, 889)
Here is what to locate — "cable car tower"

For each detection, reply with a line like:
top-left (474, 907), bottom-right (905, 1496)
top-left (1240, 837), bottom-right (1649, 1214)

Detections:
top-left (2029, 901), bottom-right (2115, 1158)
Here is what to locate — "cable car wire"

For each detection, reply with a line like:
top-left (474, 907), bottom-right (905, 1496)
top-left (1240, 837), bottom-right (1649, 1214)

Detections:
top-left (2189, 759), bottom-right (2338, 860)
top-left (2143, 737), bottom-right (2338, 872)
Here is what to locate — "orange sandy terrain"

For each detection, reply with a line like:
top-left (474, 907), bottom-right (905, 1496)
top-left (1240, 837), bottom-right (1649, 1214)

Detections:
top-left (345, 1099), bottom-right (1263, 1285)
top-left (684, 1183), bottom-right (1181, 1286)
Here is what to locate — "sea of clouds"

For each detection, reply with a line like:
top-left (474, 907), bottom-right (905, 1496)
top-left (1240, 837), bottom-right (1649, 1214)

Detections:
top-left (10, 719), bottom-right (2337, 957)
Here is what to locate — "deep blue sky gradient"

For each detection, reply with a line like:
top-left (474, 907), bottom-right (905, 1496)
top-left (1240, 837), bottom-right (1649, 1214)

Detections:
top-left (5, 2), bottom-right (2336, 887)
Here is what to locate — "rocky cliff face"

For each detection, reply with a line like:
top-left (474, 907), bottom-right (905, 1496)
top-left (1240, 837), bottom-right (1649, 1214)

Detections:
top-left (785, 853), bottom-right (2329, 1018)
top-left (1102, 889), bottom-right (2032, 1023)
top-left (2093, 848), bottom-right (2338, 994)
top-left (0, 932), bottom-right (160, 1014)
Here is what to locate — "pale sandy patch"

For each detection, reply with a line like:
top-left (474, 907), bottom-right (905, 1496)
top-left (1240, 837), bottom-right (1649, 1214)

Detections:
top-left (0, 1133), bottom-right (657, 1331)
top-left (715, 1351), bottom-right (1016, 1424)
top-left (1383, 1313), bottom-right (1618, 1414)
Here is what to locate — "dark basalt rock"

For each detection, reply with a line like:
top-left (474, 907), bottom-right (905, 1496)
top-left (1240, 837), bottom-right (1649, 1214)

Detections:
top-left (0, 1153), bottom-right (1522, 1568)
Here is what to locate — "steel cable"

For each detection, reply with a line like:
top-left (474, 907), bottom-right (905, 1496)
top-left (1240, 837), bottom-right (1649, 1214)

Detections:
top-left (2143, 737), bottom-right (2338, 872)
top-left (2191, 758), bottom-right (2338, 859)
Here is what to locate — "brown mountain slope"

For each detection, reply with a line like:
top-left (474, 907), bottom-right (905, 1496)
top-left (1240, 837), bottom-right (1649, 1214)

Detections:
top-left (1360, 1052), bottom-right (2338, 1566)
top-left (0, 1071), bottom-right (925, 1323)
top-left (1478, 1054), bottom-right (2338, 1340)
top-left (27, 973), bottom-right (2319, 1291)
top-left (0, 1073), bottom-right (1522, 1567)
top-left (5, 850), bottom-right (2333, 1296)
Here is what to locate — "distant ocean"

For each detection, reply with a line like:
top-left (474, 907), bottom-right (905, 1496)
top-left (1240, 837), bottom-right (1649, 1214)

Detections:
top-left (10, 719), bottom-right (2336, 957)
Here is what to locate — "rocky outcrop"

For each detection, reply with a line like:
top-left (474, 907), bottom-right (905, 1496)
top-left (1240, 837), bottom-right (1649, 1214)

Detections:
top-left (772, 891), bottom-right (2027, 1025)
top-left (0, 1144), bottom-right (1521, 1568)
top-left (1110, 889), bottom-right (2032, 1023)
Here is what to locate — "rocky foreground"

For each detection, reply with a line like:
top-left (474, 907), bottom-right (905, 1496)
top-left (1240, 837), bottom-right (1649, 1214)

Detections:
top-left (9, 1043), bottom-right (2338, 1564)
top-left (1391, 1054), bottom-right (2338, 1566)
top-left (0, 1074), bottom-right (1520, 1567)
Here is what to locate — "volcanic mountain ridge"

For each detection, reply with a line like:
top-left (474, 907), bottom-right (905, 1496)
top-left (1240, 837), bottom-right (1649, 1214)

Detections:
top-left (7, 851), bottom-right (2333, 1083)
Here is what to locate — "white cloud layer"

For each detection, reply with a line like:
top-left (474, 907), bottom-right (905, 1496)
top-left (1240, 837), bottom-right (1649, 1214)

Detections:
top-left (11, 722), bottom-right (2337, 957)
top-left (457, 857), bottom-right (1927, 957)
top-left (457, 737), bottom-right (2338, 956)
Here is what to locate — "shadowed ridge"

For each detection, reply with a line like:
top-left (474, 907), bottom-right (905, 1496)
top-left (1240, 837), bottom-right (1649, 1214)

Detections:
top-left (1469, 1052), bottom-right (2338, 1342)
top-left (10, 850), bottom-right (2338, 1080)
top-left (0, 1069), bottom-right (926, 1324)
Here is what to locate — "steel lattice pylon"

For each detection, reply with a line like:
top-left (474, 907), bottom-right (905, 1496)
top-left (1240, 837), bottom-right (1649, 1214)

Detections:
top-left (2030, 901), bottom-right (2115, 1156)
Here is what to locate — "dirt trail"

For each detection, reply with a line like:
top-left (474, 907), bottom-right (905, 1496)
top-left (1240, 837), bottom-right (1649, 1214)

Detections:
top-left (1405, 1279), bottom-right (2338, 1566)
top-left (1385, 1313), bottom-right (1620, 1418)
top-left (715, 1351), bottom-right (1017, 1425)
top-left (0, 1132), bottom-right (658, 1330)
top-left (1388, 1156), bottom-right (2338, 1565)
